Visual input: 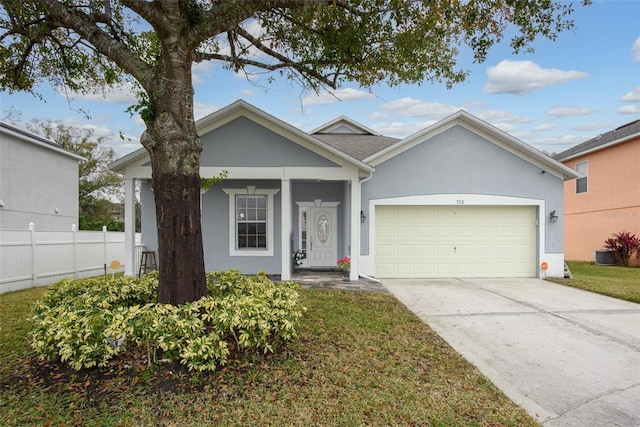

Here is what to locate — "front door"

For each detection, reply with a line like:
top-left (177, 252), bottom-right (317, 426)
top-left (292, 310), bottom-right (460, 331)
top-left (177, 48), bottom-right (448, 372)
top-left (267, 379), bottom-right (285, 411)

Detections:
top-left (309, 207), bottom-right (338, 268)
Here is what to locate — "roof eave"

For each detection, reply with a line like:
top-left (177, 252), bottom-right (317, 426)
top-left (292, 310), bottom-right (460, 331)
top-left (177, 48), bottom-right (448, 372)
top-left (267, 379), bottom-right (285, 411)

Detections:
top-left (1, 121), bottom-right (86, 162)
top-left (555, 132), bottom-right (640, 162)
top-left (109, 100), bottom-right (374, 175)
top-left (365, 110), bottom-right (580, 180)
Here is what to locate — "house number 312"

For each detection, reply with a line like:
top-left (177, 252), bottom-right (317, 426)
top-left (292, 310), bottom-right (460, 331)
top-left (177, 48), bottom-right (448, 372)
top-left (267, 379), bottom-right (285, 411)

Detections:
top-left (456, 200), bottom-right (465, 205)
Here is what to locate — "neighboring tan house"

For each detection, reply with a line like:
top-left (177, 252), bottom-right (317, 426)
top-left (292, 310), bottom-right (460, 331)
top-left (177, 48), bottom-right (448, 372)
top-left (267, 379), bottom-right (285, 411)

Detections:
top-left (110, 100), bottom-right (579, 280)
top-left (0, 121), bottom-right (84, 230)
top-left (555, 119), bottom-right (640, 266)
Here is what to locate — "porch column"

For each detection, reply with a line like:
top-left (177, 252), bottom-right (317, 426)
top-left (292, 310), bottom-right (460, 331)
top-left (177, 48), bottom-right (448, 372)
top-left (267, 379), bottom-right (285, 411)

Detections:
top-left (124, 178), bottom-right (136, 276)
top-left (350, 178), bottom-right (361, 281)
top-left (280, 178), bottom-right (292, 281)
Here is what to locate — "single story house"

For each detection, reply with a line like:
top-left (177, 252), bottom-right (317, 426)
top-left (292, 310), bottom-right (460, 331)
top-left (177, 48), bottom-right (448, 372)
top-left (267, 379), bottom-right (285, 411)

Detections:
top-left (110, 100), bottom-right (579, 280)
top-left (555, 119), bottom-right (640, 266)
top-left (0, 121), bottom-right (84, 230)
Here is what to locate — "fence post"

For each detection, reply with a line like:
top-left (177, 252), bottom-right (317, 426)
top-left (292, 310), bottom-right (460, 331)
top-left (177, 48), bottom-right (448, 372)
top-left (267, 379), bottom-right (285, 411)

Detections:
top-left (29, 222), bottom-right (36, 287)
top-left (102, 225), bottom-right (108, 276)
top-left (72, 224), bottom-right (78, 280)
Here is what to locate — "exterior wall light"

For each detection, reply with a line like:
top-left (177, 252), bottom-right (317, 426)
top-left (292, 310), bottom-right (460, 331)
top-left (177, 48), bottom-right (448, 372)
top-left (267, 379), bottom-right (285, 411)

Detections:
top-left (550, 210), bottom-right (559, 223)
top-left (360, 210), bottom-right (366, 223)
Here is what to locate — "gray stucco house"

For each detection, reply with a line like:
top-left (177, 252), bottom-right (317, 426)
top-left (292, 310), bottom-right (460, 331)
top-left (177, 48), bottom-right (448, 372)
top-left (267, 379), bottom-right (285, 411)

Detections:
top-left (110, 100), bottom-right (579, 280)
top-left (0, 121), bottom-right (84, 230)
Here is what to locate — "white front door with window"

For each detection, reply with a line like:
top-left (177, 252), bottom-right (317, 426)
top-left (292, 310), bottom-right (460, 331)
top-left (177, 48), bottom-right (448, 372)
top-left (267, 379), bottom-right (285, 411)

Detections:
top-left (309, 207), bottom-right (338, 268)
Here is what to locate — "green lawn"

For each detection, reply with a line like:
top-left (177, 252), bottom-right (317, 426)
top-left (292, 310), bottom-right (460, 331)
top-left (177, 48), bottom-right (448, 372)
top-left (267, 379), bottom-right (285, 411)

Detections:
top-left (548, 261), bottom-right (640, 303)
top-left (0, 286), bottom-right (537, 426)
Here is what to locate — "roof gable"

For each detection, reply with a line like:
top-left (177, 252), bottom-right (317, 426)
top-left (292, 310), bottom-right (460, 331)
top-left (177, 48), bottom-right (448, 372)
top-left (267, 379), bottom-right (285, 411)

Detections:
top-left (110, 100), bottom-right (373, 175)
top-left (366, 110), bottom-right (580, 181)
top-left (554, 119), bottom-right (640, 161)
top-left (200, 116), bottom-right (340, 168)
top-left (311, 116), bottom-right (380, 136)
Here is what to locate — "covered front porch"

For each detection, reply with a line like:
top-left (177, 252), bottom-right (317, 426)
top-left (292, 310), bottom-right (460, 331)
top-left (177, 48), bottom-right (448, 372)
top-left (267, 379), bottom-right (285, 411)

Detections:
top-left (118, 173), bottom-right (367, 282)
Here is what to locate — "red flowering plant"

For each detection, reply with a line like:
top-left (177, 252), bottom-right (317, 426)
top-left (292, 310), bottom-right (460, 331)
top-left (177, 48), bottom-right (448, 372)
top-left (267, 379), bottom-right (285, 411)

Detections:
top-left (337, 256), bottom-right (351, 271)
top-left (604, 231), bottom-right (640, 267)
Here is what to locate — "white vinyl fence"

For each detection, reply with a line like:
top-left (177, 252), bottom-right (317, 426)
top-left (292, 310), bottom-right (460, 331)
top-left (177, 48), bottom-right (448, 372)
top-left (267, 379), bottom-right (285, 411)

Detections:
top-left (0, 224), bottom-right (142, 294)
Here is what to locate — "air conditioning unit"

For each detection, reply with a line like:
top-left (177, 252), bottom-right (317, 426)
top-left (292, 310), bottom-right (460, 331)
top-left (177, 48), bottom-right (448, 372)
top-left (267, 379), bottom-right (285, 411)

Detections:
top-left (594, 249), bottom-right (617, 266)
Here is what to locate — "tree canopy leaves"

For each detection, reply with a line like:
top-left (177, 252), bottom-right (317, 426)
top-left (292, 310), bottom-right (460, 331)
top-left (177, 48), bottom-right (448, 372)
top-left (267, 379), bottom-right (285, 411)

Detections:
top-left (0, 0), bottom-right (591, 304)
top-left (1, 0), bottom-right (590, 98)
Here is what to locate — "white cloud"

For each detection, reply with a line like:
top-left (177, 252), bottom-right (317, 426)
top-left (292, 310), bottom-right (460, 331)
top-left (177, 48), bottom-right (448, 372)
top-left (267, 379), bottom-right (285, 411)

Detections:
top-left (52, 115), bottom-right (143, 156)
top-left (532, 124), bottom-right (557, 132)
top-left (492, 122), bottom-right (519, 133)
top-left (475, 110), bottom-right (531, 124)
top-left (621, 86), bottom-right (640, 102)
top-left (302, 88), bottom-right (376, 106)
top-left (570, 122), bottom-right (609, 132)
top-left (617, 104), bottom-right (640, 114)
top-left (484, 60), bottom-right (589, 95)
top-left (60, 81), bottom-right (140, 104)
top-left (379, 97), bottom-right (461, 118)
top-left (194, 102), bottom-right (219, 120)
top-left (632, 37), bottom-right (640, 62)
top-left (238, 89), bottom-right (255, 97)
top-left (548, 107), bottom-right (594, 117)
top-left (371, 120), bottom-right (436, 137)
top-left (527, 134), bottom-right (587, 152)
top-left (369, 112), bottom-right (389, 120)
top-left (192, 62), bottom-right (214, 85)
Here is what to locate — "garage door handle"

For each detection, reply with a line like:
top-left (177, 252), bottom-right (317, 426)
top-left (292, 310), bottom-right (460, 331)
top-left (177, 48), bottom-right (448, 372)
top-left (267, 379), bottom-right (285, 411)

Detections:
top-left (454, 246), bottom-right (457, 253)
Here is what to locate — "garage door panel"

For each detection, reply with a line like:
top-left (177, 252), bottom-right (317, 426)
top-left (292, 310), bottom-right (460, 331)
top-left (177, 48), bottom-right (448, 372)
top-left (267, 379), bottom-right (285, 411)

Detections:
top-left (456, 226), bottom-right (474, 237)
top-left (375, 205), bottom-right (536, 278)
top-left (416, 226), bottom-right (435, 237)
top-left (416, 244), bottom-right (435, 256)
top-left (437, 227), bottom-right (455, 238)
top-left (395, 245), bottom-right (415, 257)
top-left (376, 244), bottom-right (395, 257)
top-left (394, 227), bottom-right (415, 238)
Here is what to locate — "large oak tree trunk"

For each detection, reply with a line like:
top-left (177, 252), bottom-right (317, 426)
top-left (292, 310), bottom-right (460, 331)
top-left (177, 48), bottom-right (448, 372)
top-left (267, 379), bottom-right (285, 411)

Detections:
top-left (146, 116), bottom-right (207, 305)
top-left (141, 37), bottom-right (208, 305)
top-left (153, 164), bottom-right (206, 304)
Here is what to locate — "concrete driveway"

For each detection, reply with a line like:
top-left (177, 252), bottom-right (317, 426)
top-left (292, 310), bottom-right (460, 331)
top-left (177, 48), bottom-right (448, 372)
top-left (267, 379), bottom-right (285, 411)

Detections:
top-left (382, 278), bottom-right (640, 427)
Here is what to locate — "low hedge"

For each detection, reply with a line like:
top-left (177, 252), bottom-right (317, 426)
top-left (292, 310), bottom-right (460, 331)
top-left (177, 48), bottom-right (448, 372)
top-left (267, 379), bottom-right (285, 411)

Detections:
top-left (30, 270), bottom-right (304, 372)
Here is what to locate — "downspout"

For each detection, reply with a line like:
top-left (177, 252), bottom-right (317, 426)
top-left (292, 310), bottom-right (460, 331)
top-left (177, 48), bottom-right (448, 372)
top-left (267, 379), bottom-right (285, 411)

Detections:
top-left (357, 171), bottom-right (374, 281)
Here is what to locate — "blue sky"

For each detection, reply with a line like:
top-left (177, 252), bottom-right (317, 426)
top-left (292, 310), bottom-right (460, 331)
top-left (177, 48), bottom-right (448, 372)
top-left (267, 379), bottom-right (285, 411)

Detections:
top-left (2, 0), bottom-right (639, 157)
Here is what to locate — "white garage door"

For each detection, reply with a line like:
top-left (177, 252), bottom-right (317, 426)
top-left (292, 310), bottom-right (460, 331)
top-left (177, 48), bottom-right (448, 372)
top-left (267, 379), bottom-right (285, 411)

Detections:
top-left (375, 206), bottom-right (537, 278)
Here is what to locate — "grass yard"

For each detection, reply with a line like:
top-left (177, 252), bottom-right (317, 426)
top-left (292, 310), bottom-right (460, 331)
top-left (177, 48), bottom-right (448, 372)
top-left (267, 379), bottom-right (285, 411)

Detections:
top-left (548, 261), bottom-right (640, 303)
top-left (0, 285), bottom-right (537, 426)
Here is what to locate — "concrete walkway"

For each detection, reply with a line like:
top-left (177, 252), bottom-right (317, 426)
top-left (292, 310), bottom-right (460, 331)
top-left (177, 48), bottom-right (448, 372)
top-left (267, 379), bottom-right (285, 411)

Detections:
top-left (291, 270), bottom-right (388, 293)
top-left (382, 278), bottom-right (640, 427)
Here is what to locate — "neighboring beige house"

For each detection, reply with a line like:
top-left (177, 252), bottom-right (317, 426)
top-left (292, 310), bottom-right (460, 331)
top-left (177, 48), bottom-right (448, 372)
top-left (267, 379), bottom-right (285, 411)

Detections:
top-left (0, 121), bottom-right (84, 230)
top-left (555, 119), bottom-right (640, 266)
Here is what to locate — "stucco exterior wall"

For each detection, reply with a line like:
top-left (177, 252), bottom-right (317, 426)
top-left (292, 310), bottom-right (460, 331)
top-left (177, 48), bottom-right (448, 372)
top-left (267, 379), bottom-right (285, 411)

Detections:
top-left (0, 128), bottom-right (79, 230)
top-left (201, 180), bottom-right (282, 274)
top-left (361, 125), bottom-right (565, 255)
top-left (200, 117), bottom-right (340, 168)
top-left (562, 138), bottom-right (640, 265)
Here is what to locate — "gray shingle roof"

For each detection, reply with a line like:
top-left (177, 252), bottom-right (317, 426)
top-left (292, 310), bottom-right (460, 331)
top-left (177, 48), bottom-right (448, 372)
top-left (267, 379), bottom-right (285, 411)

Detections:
top-left (554, 119), bottom-right (640, 161)
top-left (312, 133), bottom-right (400, 161)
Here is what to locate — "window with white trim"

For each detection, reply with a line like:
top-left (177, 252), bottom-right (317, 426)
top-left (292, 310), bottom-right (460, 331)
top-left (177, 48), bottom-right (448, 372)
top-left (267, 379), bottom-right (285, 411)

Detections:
top-left (576, 161), bottom-right (588, 194)
top-left (236, 194), bottom-right (267, 249)
top-left (222, 187), bottom-right (279, 256)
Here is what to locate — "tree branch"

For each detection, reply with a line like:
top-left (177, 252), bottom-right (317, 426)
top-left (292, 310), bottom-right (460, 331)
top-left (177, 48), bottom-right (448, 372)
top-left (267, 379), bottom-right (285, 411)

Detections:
top-left (36, 0), bottom-right (154, 87)
top-left (235, 26), bottom-right (336, 88)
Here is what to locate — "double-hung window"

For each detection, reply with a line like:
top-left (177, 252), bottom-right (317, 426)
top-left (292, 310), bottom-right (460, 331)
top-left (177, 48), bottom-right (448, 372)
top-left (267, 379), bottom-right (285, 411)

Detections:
top-left (223, 187), bottom-right (279, 256)
top-left (575, 161), bottom-right (588, 194)
top-left (236, 195), bottom-right (267, 249)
